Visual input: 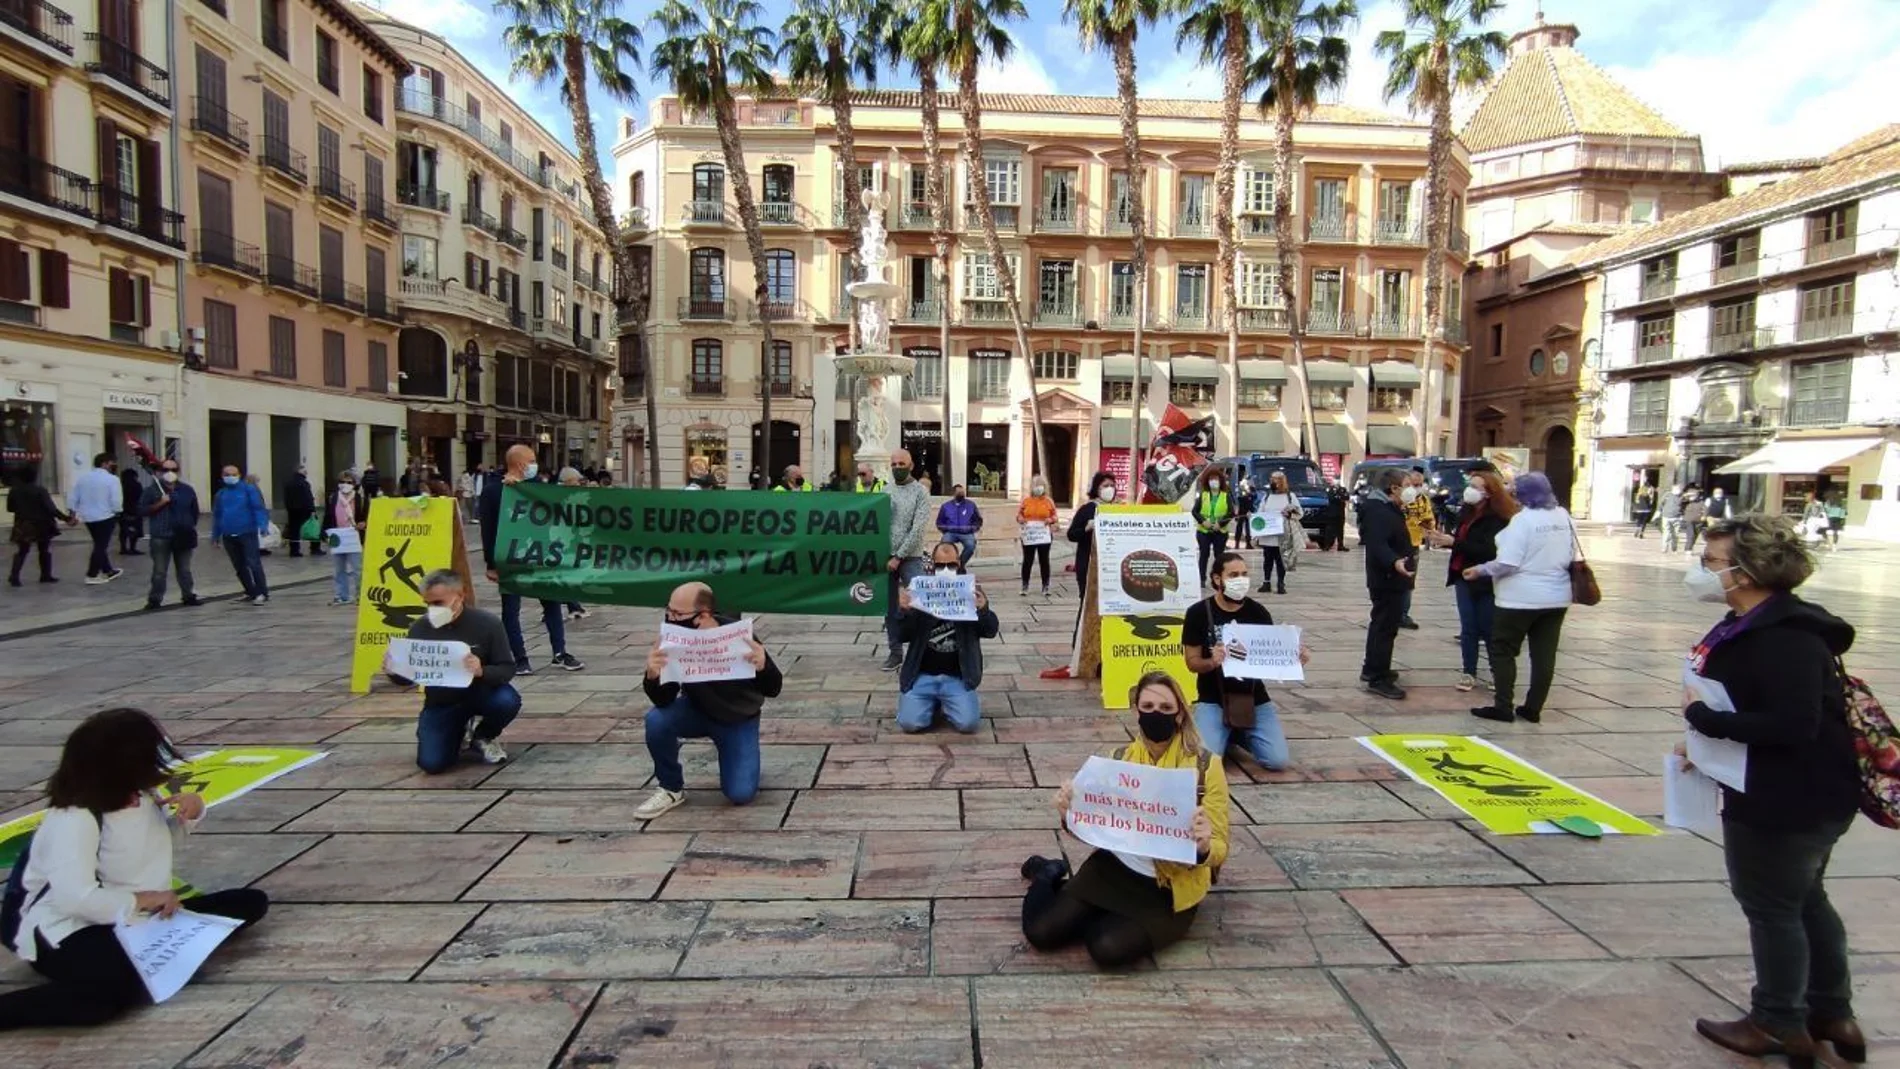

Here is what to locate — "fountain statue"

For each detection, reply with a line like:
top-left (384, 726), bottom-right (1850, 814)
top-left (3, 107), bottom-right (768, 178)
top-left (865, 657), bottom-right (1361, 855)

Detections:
top-left (835, 182), bottom-right (913, 483)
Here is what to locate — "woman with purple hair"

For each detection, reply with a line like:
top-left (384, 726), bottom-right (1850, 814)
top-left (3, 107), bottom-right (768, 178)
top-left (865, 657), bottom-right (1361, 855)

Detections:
top-left (1461, 471), bottom-right (1576, 724)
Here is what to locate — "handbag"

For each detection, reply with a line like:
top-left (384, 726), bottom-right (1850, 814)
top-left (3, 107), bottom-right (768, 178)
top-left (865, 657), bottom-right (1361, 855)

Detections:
top-left (298, 515), bottom-right (321, 542)
top-left (1567, 519), bottom-right (1601, 607)
top-left (1221, 688), bottom-right (1257, 729)
top-left (258, 522), bottom-right (282, 551)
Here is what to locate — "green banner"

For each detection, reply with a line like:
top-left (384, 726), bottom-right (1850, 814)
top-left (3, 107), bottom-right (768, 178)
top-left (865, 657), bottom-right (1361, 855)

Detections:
top-left (493, 483), bottom-right (891, 616)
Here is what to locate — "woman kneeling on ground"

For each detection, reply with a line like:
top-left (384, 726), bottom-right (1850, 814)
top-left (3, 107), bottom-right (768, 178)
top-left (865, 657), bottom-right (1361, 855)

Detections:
top-left (1018, 672), bottom-right (1230, 968)
top-left (0, 708), bottom-right (269, 1030)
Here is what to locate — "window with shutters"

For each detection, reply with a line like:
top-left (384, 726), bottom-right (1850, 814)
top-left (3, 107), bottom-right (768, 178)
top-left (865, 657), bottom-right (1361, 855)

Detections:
top-left (37, 248), bottom-right (68, 311)
top-left (107, 267), bottom-right (149, 341)
top-left (322, 329), bottom-right (346, 386)
top-left (691, 339), bottom-right (722, 394)
top-left (362, 66), bottom-right (382, 123)
top-left (494, 353), bottom-right (518, 407)
top-left (202, 299), bottom-right (237, 368)
top-left (262, 0), bottom-right (287, 57)
top-left (766, 340), bottom-right (793, 395)
top-left (365, 246), bottom-right (387, 316)
top-left (1110, 171), bottom-right (1133, 227)
top-left (1789, 358), bottom-right (1852, 426)
top-left (367, 339), bottom-right (388, 392)
top-left (268, 315), bottom-right (296, 377)
top-left (0, 240), bottom-right (32, 323)
top-left (1627, 378), bottom-right (1669, 434)
top-left (316, 32), bottom-right (338, 92)
top-left (564, 367), bottom-right (581, 413)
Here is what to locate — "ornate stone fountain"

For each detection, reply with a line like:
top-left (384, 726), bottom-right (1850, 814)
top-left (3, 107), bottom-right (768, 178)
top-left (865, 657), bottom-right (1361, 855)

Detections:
top-left (835, 183), bottom-right (913, 483)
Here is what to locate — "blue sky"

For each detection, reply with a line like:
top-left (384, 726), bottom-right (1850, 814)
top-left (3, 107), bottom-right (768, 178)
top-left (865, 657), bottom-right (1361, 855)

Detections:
top-left (370, 0), bottom-right (1898, 170)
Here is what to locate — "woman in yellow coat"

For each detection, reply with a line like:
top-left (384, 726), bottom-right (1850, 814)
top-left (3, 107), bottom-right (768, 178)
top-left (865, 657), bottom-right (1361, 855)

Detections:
top-left (1019, 671), bottom-right (1231, 967)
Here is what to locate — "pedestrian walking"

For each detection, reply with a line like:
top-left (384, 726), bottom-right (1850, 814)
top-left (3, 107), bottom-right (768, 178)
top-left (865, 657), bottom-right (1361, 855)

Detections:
top-left (1426, 468), bottom-right (1513, 692)
top-left (1683, 487), bottom-right (1708, 553)
top-left (1016, 477), bottom-right (1057, 598)
top-left (359, 462), bottom-right (382, 500)
top-left (634, 582), bottom-right (780, 821)
top-left (1632, 483), bottom-right (1657, 538)
top-left (1465, 472), bottom-right (1574, 724)
top-left (6, 466), bottom-right (75, 586)
top-left (1183, 552), bottom-right (1307, 770)
top-left (893, 542), bottom-right (1000, 734)
top-left (936, 483), bottom-right (983, 565)
top-left (211, 465), bottom-right (270, 605)
top-left (395, 570), bottom-right (519, 772)
top-left (1019, 672), bottom-right (1229, 969)
top-left (1321, 479), bottom-right (1350, 551)
top-left (1233, 478), bottom-right (1255, 549)
top-left (0, 708), bottom-right (270, 1031)
top-left (117, 464), bottom-right (144, 555)
top-left (881, 449), bottom-right (931, 669)
top-left (480, 445), bottom-right (583, 674)
top-left (69, 453), bottom-right (123, 585)
top-left (1359, 469), bottom-right (1415, 700)
top-left (282, 466), bottom-right (319, 558)
top-left (1190, 467), bottom-right (1234, 589)
top-left (1257, 472), bottom-right (1303, 595)
top-left (1659, 484), bottom-right (1685, 552)
top-left (1398, 470), bottom-right (1436, 629)
top-left (139, 459), bottom-right (200, 610)
top-left (1681, 515), bottom-right (1866, 1068)
top-left (325, 473), bottom-right (366, 604)
top-left (1824, 492), bottom-right (1848, 550)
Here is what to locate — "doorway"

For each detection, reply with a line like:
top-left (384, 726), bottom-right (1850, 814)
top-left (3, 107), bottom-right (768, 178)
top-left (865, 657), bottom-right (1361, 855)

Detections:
top-left (901, 423), bottom-right (942, 491)
top-left (750, 420), bottom-right (800, 482)
top-left (207, 410), bottom-right (247, 487)
top-left (1543, 425), bottom-right (1576, 508)
top-left (1038, 424), bottom-right (1076, 504)
top-left (323, 421), bottom-right (354, 481)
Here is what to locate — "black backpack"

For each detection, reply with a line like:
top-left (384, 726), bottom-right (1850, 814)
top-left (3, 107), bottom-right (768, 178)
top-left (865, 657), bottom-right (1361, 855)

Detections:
top-left (2, 812), bottom-right (102, 955)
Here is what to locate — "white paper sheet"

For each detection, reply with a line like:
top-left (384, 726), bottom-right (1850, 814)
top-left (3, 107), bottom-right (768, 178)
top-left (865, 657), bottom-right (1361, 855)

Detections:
top-left (115, 909), bottom-right (244, 1003)
top-left (1063, 755), bottom-right (1199, 864)
top-left (325, 526), bottom-right (362, 553)
top-left (1662, 753), bottom-right (1722, 833)
top-left (907, 573), bottom-right (977, 621)
top-left (1020, 521), bottom-right (1052, 546)
top-left (387, 638), bottom-right (474, 688)
top-left (1681, 659), bottom-right (1747, 792)
top-left (1220, 623), bottom-right (1304, 682)
top-left (659, 619), bottom-right (758, 684)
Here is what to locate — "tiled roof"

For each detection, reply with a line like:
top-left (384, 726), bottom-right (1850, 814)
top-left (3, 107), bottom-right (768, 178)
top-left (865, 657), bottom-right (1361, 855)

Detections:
top-left (1724, 157), bottom-right (1822, 175)
top-left (1567, 127), bottom-right (1900, 267)
top-left (1460, 45), bottom-right (1691, 153)
top-left (848, 90), bottom-right (1409, 127)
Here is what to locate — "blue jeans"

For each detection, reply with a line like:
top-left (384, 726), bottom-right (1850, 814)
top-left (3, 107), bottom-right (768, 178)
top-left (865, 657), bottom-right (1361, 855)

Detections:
top-left (644, 695), bottom-right (760, 804)
top-left (1451, 577), bottom-right (1495, 676)
top-left (501, 592), bottom-right (566, 663)
top-left (1192, 699), bottom-right (1290, 771)
top-left (332, 551), bottom-right (361, 602)
top-left (942, 532), bottom-right (977, 565)
top-left (415, 684), bottom-right (521, 773)
top-left (885, 556), bottom-right (925, 652)
top-left (220, 531), bottom-right (267, 597)
top-left (896, 673), bottom-right (982, 733)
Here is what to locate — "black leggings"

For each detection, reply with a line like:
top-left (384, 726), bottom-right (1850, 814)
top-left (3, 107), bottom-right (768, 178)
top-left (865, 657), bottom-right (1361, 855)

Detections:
top-left (0, 888), bottom-right (269, 1031)
top-left (1021, 873), bottom-right (1153, 968)
top-left (9, 535), bottom-right (53, 581)
top-left (1020, 543), bottom-right (1050, 590)
top-left (1261, 545), bottom-right (1286, 587)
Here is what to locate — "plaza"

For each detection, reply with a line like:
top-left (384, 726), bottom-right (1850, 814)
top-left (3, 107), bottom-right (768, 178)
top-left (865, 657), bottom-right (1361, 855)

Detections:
top-left (0, 519), bottom-right (1894, 1067)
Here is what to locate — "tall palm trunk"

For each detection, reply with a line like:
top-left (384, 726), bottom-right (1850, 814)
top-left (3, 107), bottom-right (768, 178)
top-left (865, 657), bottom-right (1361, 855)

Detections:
top-left (920, 65), bottom-right (952, 487)
top-left (711, 92), bottom-right (777, 483)
top-left (1212, 19), bottom-right (1242, 455)
top-left (1112, 28), bottom-right (1146, 460)
top-left (561, 40), bottom-right (657, 487)
top-left (831, 40), bottom-right (865, 359)
top-left (1417, 78), bottom-right (1452, 456)
top-left (957, 61), bottom-right (1048, 492)
top-left (1273, 80), bottom-right (1318, 463)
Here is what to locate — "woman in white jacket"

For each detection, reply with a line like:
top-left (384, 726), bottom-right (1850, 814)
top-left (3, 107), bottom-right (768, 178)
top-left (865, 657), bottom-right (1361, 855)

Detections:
top-left (0, 709), bottom-right (269, 1030)
top-left (1462, 472), bottom-right (1576, 725)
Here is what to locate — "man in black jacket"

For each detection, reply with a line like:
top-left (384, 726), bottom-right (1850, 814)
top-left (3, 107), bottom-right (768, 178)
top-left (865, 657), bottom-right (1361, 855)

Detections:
top-left (282, 466), bottom-right (319, 557)
top-left (479, 444), bottom-right (584, 674)
top-left (1359, 469), bottom-right (1416, 700)
top-left (893, 542), bottom-right (1000, 733)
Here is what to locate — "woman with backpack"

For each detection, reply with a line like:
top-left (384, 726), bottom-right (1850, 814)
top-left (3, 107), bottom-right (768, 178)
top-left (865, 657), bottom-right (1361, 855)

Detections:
top-left (1680, 515), bottom-right (1866, 1067)
top-left (0, 708), bottom-right (269, 1030)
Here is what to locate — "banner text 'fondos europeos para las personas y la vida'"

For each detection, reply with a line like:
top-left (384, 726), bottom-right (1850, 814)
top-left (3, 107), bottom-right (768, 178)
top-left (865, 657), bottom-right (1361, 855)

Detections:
top-left (494, 484), bottom-right (892, 616)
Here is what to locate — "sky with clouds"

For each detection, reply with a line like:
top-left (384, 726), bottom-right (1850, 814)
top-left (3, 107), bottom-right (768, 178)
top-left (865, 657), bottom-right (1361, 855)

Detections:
top-left (373, 0), bottom-right (1898, 171)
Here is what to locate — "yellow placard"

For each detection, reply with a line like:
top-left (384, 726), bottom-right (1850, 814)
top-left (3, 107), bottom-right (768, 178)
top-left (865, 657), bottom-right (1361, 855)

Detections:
top-left (1100, 614), bottom-right (1199, 710)
top-left (1358, 734), bottom-right (1658, 835)
top-left (350, 497), bottom-right (461, 693)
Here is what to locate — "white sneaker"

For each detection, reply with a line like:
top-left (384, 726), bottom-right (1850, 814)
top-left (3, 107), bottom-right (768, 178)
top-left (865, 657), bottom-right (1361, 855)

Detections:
top-left (85, 575), bottom-right (108, 585)
top-left (633, 786), bottom-right (686, 820)
top-left (1456, 673), bottom-right (1476, 692)
top-left (472, 737), bottom-right (509, 765)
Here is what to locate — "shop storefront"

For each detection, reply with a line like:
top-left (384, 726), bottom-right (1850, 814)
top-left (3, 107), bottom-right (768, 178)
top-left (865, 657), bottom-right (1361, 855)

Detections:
top-left (102, 390), bottom-right (163, 468)
top-left (0, 396), bottom-right (54, 489)
top-left (1314, 424), bottom-right (1352, 481)
top-left (967, 423), bottom-right (1010, 495)
top-left (901, 422), bottom-right (942, 489)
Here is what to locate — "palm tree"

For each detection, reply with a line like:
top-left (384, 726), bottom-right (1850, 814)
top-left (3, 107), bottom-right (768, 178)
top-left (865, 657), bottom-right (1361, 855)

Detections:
top-left (781, 0), bottom-right (887, 264)
top-left (1066, 0), bottom-right (1163, 461)
top-left (945, 0), bottom-right (1051, 491)
top-left (1377, 0), bottom-right (1505, 453)
top-left (652, 0), bottom-right (785, 482)
top-left (495, 0), bottom-right (655, 485)
top-left (1248, 0), bottom-right (1354, 463)
top-left (889, 0), bottom-right (957, 488)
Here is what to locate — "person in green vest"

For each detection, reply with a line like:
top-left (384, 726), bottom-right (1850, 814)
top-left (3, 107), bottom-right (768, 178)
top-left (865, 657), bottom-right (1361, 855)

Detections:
top-left (1191, 466), bottom-right (1234, 590)
top-left (772, 465), bottom-right (815, 492)
top-left (853, 463), bottom-right (885, 493)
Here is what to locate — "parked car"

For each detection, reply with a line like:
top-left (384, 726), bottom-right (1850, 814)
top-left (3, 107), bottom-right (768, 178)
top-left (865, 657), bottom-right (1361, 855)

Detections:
top-left (1419, 456), bottom-right (1493, 527)
top-left (1217, 454), bottom-right (1328, 532)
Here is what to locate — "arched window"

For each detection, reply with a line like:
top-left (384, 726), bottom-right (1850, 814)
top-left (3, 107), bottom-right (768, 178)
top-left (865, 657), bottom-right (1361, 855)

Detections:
top-left (761, 164), bottom-right (794, 223)
top-left (629, 171), bottom-right (645, 208)
top-left (691, 339), bottom-right (723, 394)
top-left (687, 248), bottom-right (725, 317)
top-left (397, 327), bottom-right (449, 397)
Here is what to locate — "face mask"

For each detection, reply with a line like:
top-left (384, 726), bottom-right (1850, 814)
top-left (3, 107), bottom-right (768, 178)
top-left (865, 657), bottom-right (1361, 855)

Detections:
top-left (1137, 711), bottom-right (1180, 744)
top-left (953, 491), bottom-right (965, 500)
top-left (1209, 480), bottom-right (1222, 492)
top-left (425, 604), bottom-right (455, 628)
top-left (1032, 486), bottom-right (1046, 497)
top-left (160, 471), bottom-right (178, 484)
top-left (892, 468), bottom-right (913, 484)
top-left (523, 463), bottom-right (539, 481)
top-left (1097, 485), bottom-right (1117, 503)
top-left (1684, 562), bottom-right (1736, 604)
top-left (1462, 486), bottom-right (1485, 505)
top-left (1401, 487), bottom-right (1421, 503)
top-left (933, 564), bottom-right (961, 576)
top-left (339, 484), bottom-right (355, 495)
top-left (1712, 491), bottom-right (1724, 500)
top-left (1221, 577), bottom-right (1251, 601)
top-left (222, 475), bottom-right (239, 486)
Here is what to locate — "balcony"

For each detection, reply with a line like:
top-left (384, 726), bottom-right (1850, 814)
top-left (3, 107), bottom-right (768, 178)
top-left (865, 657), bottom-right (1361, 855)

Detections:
top-left (1239, 307), bottom-right (1287, 332)
top-left (462, 204), bottom-right (497, 235)
top-left (1445, 318), bottom-right (1468, 345)
top-left (551, 246), bottom-right (568, 270)
top-left (573, 267), bottom-right (597, 291)
top-left (507, 307), bottom-right (525, 330)
top-left (0, 148), bottom-right (98, 219)
top-left (1033, 207), bottom-right (1076, 234)
top-left (901, 298), bottom-right (940, 323)
top-left (1788, 398), bottom-right (1850, 427)
top-left (259, 136), bottom-right (308, 185)
top-left (619, 207), bottom-right (648, 232)
top-left (679, 296), bottom-right (733, 321)
top-left (316, 166), bottom-right (356, 209)
top-left (689, 377), bottom-right (724, 396)
top-left (192, 230), bottom-right (261, 277)
top-left (1369, 311), bottom-right (1416, 338)
top-left (0, 0), bottom-right (75, 55)
top-left (399, 276), bottom-right (510, 323)
top-left (98, 189), bottom-right (185, 249)
top-left (84, 34), bottom-right (169, 108)
top-left (754, 298), bottom-right (805, 323)
top-left (1242, 214), bottom-right (1275, 238)
top-left (1104, 308), bottom-right (1149, 329)
top-left (1374, 217), bottom-right (1422, 246)
top-left (362, 192), bottom-right (397, 231)
top-left (1710, 327), bottom-right (1775, 355)
top-left (1449, 225), bottom-right (1469, 256)
top-left (1805, 236), bottom-right (1856, 266)
top-left (758, 200), bottom-right (798, 226)
top-left (1636, 339), bottom-right (1675, 364)
top-left (1035, 297), bottom-right (1080, 327)
top-left (320, 278), bottom-right (365, 314)
top-left (1306, 214), bottom-right (1354, 243)
top-left (398, 182), bottom-right (448, 213)
top-left (1796, 313), bottom-right (1855, 342)
top-left (1107, 215), bottom-right (1141, 236)
top-left (1713, 259), bottom-right (1759, 285)
top-left (1306, 308), bottom-right (1354, 335)
top-left (1639, 273), bottom-right (1676, 302)
top-left (961, 299), bottom-right (1012, 324)
top-left (365, 290), bottom-right (399, 322)
top-left (685, 199), bottom-right (726, 226)
top-left (1627, 412), bottom-right (1670, 435)
top-left (394, 89), bottom-right (551, 186)
top-left (571, 335), bottom-right (594, 354)
top-left (189, 96), bottom-right (249, 153)
top-left (966, 204), bottom-right (1018, 232)
top-left (496, 226), bottom-right (526, 251)
top-left (1176, 212), bottom-right (1210, 238)
top-left (898, 202), bottom-right (936, 230)
top-left (265, 255), bottom-right (319, 299)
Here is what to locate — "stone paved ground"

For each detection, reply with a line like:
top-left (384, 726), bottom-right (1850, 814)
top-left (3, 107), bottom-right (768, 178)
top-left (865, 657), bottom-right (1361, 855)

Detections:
top-left (0, 516), bottom-right (1896, 1068)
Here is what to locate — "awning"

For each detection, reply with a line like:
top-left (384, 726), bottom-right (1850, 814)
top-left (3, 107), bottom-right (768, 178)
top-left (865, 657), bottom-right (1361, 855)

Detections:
top-left (1237, 422), bottom-right (1286, 453)
top-left (1100, 417), bottom-right (1155, 444)
top-left (1370, 361), bottom-right (1423, 386)
top-left (1101, 354), bottom-right (1137, 379)
top-left (1304, 360), bottom-right (1354, 385)
top-left (1717, 437), bottom-right (1881, 475)
top-left (1169, 355), bottom-right (1218, 384)
top-left (1366, 426), bottom-right (1418, 457)
top-left (1239, 358), bottom-right (1288, 382)
top-left (1314, 423), bottom-right (1352, 455)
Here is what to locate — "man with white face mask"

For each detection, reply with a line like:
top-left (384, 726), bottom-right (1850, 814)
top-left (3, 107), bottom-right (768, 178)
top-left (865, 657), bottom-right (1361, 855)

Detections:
top-left (399, 569), bottom-right (519, 773)
top-left (1181, 552), bottom-right (1309, 769)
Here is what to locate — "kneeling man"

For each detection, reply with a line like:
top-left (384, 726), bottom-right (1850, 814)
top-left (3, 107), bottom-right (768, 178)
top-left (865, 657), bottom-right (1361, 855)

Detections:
top-left (635, 582), bottom-right (780, 821)
top-left (894, 541), bottom-right (1000, 734)
top-left (404, 569), bottom-right (520, 772)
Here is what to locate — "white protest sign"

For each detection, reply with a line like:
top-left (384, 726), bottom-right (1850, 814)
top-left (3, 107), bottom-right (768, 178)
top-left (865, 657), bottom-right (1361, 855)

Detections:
top-left (115, 909), bottom-right (244, 1003)
top-left (1094, 506), bottom-right (1199, 616)
top-left (1021, 521), bottom-right (1052, 546)
top-left (908, 573), bottom-right (977, 621)
top-left (1251, 511), bottom-right (1285, 538)
top-left (387, 638), bottom-right (474, 687)
top-left (659, 619), bottom-right (757, 684)
top-left (1063, 755), bottom-right (1199, 864)
top-left (1220, 623), bottom-right (1304, 682)
top-left (325, 526), bottom-right (362, 553)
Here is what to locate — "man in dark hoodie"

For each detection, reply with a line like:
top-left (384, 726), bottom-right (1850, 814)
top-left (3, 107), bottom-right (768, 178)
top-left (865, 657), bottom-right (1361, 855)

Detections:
top-left (634, 581), bottom-right (781, 821)
top-left (893, 541), bottom-right (1000, 733)
top-left (1358, 468), bottom-right (1417, 700)
top-left (399, 569), bottom-right (520, 773)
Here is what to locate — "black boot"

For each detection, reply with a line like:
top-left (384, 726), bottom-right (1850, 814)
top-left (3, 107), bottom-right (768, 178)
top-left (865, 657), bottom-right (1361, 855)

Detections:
top-left (1019, 854), bottom-right (1070, 884)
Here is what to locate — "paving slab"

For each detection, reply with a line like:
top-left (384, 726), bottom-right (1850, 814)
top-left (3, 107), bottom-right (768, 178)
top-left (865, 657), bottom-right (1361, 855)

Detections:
top-left (855, 830), bottom-right (1063, 899)
top-left (1230, 780), bottom-right (1426, 823)
top-left (1257, 821), bottom-right (1530, 889)
top-left (0, 983), bottom-right (273, 1069)
top-left (659, 830), bottom-right (861, 900)
top-left (256, 832), bottom-right (523, 902)
top-left (1675, 953), bottom-right (1900, 1044)
top-left (1341, 886), bottom-right (1611, 964)
top-left (816, 743), bottom-right (1035, 788)
top-left (929, 897), bottom-right (1101, 975)
top-left (783, 788), bottom-right (962, 830)
top-left (1154, 890), bottom-right (1398, 969)
top-left (465, 832), bottom-right (690, 900)
top-left (200, 903), bottom-right (483, 982)
top-left (1480, 826), bottom-right (1725, 883)
top-left (676, 899), bottom-right (931, 978)
top-left (423, 901), bottom-right (706, 980)
top-left (280, 789), bottom-right (501, 832)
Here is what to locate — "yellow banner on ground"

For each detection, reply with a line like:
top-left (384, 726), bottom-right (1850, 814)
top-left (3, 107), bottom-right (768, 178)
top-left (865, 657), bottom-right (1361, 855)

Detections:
top-left (1101, 614), bottom-right (1198, 710)
top-left (1357, 734), bottom-right (1657, 835)
top-left (350, 496), bottom-right (461, 693)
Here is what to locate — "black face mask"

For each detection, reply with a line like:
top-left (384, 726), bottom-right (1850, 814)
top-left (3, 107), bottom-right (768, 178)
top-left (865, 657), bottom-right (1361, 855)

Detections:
top-left (691, 474), bottom-right (716, 488)
top-left (1137, 711), bottom-right (1179, 743)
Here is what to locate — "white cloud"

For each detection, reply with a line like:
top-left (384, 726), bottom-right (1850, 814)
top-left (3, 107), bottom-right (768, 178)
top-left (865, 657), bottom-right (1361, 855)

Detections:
top-left (977, 33), bottom-right (1059, 95)
top-left (1139, 46), bottom-right (1220, 101)
top-left (1337, 0), bottom-right (1409, 115)
top-left (364, 0), bottom-right (492, 34)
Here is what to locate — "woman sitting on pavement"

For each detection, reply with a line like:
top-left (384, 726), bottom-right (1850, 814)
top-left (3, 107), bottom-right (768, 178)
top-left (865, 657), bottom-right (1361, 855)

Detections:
top-left (1463, 471), bottom-right (1574, 724)
top-left (1426, 467), bottom-right (1515, 693)
top-left (1183, 552), bottom-right (1309, 771)
top-left (0, 708), bottom-right (269, 1030)
top-left (1683, 515), bottom-right (1865, 1068)
top-left (1018, 671), bottom-right (1229, 968)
